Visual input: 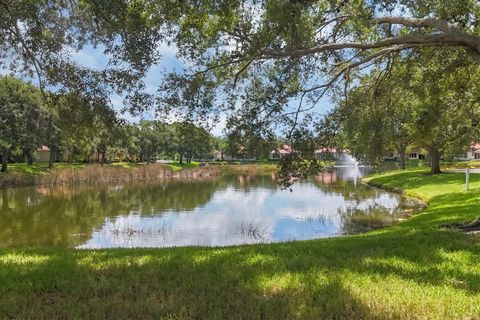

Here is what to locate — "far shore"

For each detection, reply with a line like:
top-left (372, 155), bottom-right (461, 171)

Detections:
top-left (0, 162), bottom-right (279, 187)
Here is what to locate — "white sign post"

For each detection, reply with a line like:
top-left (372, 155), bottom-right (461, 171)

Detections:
top-left (466, 168), bottom-right (470, 191)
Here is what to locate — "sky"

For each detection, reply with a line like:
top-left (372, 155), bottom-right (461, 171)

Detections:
top-left (70, 43), bottom-right (334, 137)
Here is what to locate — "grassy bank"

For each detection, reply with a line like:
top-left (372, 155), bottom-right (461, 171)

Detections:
top-left (0, 162), bottom-right (221, 186)
top-left (384, 159), bottom-right (480, 170)
top-left (1, 169), bottom-right (480, 319)
top-left (0, 162), bottom-right (280, 186)
top-left (165, 161), bottom-right (202, 171)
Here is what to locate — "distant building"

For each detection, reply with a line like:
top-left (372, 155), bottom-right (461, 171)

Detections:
top-left (407, 150), bottom-right (426, 160)
top-left (384, 149), bottom-right (426, 161)
top-left (454, 143), bottom-right (480, 161)
top-left (214, 148), bottom-right (256, 161)
top-left (36, 146), bottom-right (105, 163)
top-left (269, 145), bottom-right (292, 160)
top-left (36, 145), bottom-right (51, 162)
top-left (214, 149), bottom-right (234, 161)
top-left (314, 147), bottom-right (349, 160)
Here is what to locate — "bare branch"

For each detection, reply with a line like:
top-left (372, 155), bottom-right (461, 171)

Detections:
top-left (262, 34), bottom-right (480, 59)
top-left (371, 16), bottom-right (463, 33)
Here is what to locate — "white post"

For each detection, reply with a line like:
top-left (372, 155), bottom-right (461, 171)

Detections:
top-left (466, 168), bottom-right (470, 191)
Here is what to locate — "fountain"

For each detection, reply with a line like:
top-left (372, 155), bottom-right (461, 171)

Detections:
top-left (333, 152), bottom-right (364, 185)
top-left (343, 153), bottom-right (359, 167)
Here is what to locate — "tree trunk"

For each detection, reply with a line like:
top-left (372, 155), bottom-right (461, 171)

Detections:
top-left (25, 149), bottom-right (34, 165)
top-left (429, 145), bottom-right (441, 174)
top-left (1, 150), bottom-right (8, 173)
top-left (48, 150), bottom-right (55, 169)
top-left (221, 151), bottom-right (224, 161)
top-left (398, 146), bottom-right (406, 170)
top-left (179, 154), bottom-right (183, 165)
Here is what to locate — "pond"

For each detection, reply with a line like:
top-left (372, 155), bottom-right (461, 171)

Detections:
top-left (0, 167), bottom-right (423, 248)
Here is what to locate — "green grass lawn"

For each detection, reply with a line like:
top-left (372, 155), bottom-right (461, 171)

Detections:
top-left (6, 162), bottom-right (87, 177)
top-left (1, 170), bottom-right (480, 319)
top-left (165, 161), bottom-right (202, 171)
top-left (6, 162), bottom-right (141, 177)
top-left (166, 161), bottom-right (280, 172)
top-left (6, 161), bottom-right (196, 174)
top-left (446, 160), bottom-right (480, 169)
top-left (109, 161), bottom-right (142, 169)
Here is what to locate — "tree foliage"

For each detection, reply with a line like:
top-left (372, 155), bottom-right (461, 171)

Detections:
top-left (0, 76), bottom-right (43, 172)
top-left (326, 49), bottom-right (480, 174)
top-left (2, 1), bottom-right (480, 178)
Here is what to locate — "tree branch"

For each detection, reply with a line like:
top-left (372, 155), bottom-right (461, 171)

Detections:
top-left (262, 34), bottom-right (480, 60)
top-left (301, 45), bottom-right (411, 94)
top-left (371, 16), bottom-right (463, 33)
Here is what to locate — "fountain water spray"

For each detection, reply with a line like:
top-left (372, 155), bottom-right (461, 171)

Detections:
top-left (343, 153), bottom-right (359, 167)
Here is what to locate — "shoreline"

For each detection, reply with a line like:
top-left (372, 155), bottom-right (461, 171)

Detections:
top-left (0, 163), bottom-right (221, 187)
top-left (362, 175), bottom-right (429, 206)
top-left (0, 162), bottom-right (279, 187)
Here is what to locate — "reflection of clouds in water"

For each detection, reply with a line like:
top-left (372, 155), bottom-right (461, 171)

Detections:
top-left (78, 172), bottom-right (417, 249)
top-left (81, 187), bottom-right (277, 248)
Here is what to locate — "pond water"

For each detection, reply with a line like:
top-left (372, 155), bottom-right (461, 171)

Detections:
top-left (0, 167), bottom-right (423, 248)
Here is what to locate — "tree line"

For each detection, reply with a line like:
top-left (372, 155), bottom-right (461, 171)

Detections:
top-left (0, 76), bottom-right (217, 172)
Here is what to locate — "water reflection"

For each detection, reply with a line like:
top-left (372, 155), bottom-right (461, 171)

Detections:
top-left (0, 167), bottom-right (423, 248)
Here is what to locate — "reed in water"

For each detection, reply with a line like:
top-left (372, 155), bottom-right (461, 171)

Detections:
top-left (0, 163), bottom-right (221, 186)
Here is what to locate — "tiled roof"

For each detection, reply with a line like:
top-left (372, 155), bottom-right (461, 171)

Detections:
top-left (271, 144), bottom-right (292, 154)
top-left (471, 143), bottom-right (480, 151)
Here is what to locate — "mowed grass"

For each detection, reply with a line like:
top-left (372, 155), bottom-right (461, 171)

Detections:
top-left (364, 168), bottom-right (480, 202)
top-left (166, 161), bottom-right (202, 171)
top-left (6, 162), bottom-right (138, 177)
top-left (447, 160), bottom-right (480, 169)
top-left (7, 162), bottom-right (86, 177)
top-left (1, 170), bottom-right (480, 319)
top-left (7, 161), bottom-right (181, 176)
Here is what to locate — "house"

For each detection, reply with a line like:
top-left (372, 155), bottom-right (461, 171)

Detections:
top-left (384, 149), bottom-right (425, 161)
top-left (454, 143), bottom-right (480, 161)
top-left (36, 146), bottom-right (104, 163)
top-left (269, 145), bottom-right (292, 160)
top-left (214, 148), bottom-right (256, 161)
top-left (36, 145), bottom-right (51, 162)
top-left (214, 149), bottom-right (234, 161)
top-left (407, 150), bottom-right (426, 160)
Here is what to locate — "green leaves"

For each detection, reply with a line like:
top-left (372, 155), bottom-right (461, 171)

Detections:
top-left (0, 76), bottom-right (45, 170)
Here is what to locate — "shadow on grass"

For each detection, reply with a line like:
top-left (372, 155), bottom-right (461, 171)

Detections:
top-left (1, 224), bottom-right (480, 318)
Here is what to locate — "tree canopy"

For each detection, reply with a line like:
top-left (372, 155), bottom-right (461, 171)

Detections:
top-left (0, 76), bottom-right (43, 172)
top-left (2, 0), bottom-right (480, 177)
